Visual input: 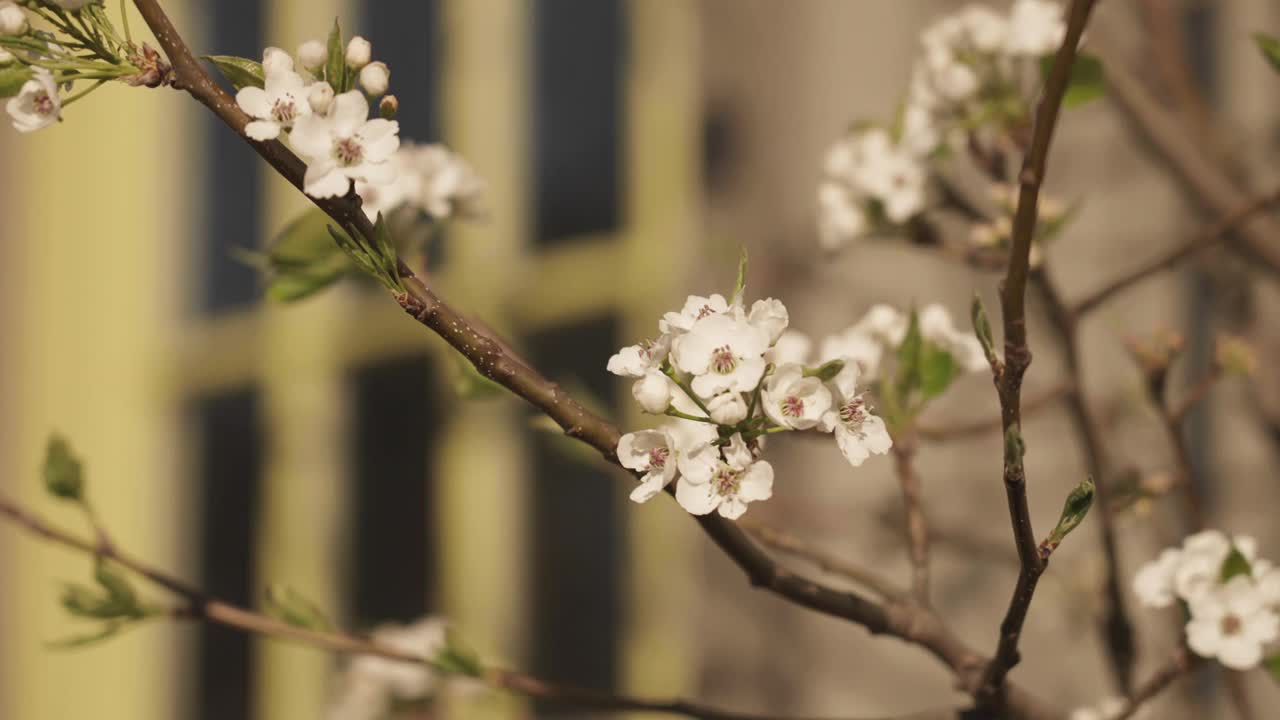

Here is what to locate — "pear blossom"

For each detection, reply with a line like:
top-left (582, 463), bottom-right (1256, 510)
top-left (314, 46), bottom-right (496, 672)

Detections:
top-left (308, 81), bottom-right (335, 115)
top-left (0, 1), bottom-right (27, 36)
top-left (359, 61), bottom-right (390, 96)
top-left (346, 36), bottom-right (372, 69)
top-left (406, 143), bottom-right (486, 220)
top-left (328, 616), bottom-right (449, 720)
top-left (289, 90), bottom-right (400, 199)
top-left (618, 428), bottom-right (680, 503)
top-left (959, 5), bottom-right (1010, 53)
top-left (297, 39), bottom-right (328, 71)
top-left (235, 60), bottom-right (311, 141)
top-left (853, 129), bottom-right (927, 223)
top-left (1005, 0), bottom-right (1066, 56)
top-left (817, 180), bottom-right (867, 250)
top-left (768, 330), bottom-right (813, 366)
top-left (819, 324), bottom-right (887, 379)
top-left (1186, 575), bottom-right (1279, 670)
top-left (747, 298), bottom-right (789, 345)
top-left (676, 434), bottom-right (773, 519)
top-left (661, 294), bottom-right (730, 335)
top-left (6, 67), bottom-right (60, 133)
top-left (1069, 698), bottom-right (1128, 720)
top-left (821, 362), bottom-right (892, 467)
top-left (918, 303), bottom-right (989, 372)
top-left (671, 311), bottom-right (770, 398)
top-left (608, 336), bottom-right (670, 377)
top-left (1174, 530), bottom-right (1256, 603)
top-left (762, 364), bottom-right (832, 431)
top-left (1132, 547), bottom-right (1182, 609)
top-left (707, 391), bottom-right (748, 426)
top-left (631, 370), bottom-right (674, 415)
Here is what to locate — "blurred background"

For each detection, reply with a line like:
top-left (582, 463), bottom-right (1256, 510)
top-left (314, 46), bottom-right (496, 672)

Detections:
top-left (3, 0), bottom-right (1280, 718)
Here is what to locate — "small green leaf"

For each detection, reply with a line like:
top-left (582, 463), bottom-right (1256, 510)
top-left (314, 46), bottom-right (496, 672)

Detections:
top-left (47, 622), bottom-right (125, 650)
top-left (43, 434), bottom-right (84, 503)
top-left (731, 247), bottom-right (748, 305)
top-left (240, 209), bottom-right (356, 302)
top-left (1040, 52), bottom-right (1105, 108)
top-left (0, 64), bottom-right (34, 98)
top-left (371, 212), bottom-right (403, 291)
top-left (1221, 544), bottom-right (1253, 582)
top-left (94, 561), bottom-right (141, 616)
top-left (803, 358), bottom-right (846, 382)
top-left (61, 583), bottom-right (109, 618)
top-left (1043, 477), bottom-right (1095, 553)
top-left (1255, 33), bottom-right (1280, 73)
top-left (432, 631), bottom-right (484, 678)
top-left (919, 344), bottom-right (957, 399)
top-left (263, 584), bottom-right (334, 631)
top-left (971, 294), bottom-right (998, 369)
top-left (1265, 653), bottom-right (1280, 684)
top-left (204, 55), bottom-right (265, 91)
top-left (325, 19), bottom-right (348, 93)
top-left (894, 308), bottom-right (924, 399)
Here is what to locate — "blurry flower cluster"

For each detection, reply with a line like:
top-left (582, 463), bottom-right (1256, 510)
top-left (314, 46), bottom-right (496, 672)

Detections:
top-left (1133, 530), bottom-right (1280, 670)
top-left (326, 617), bottom-right (450, 720)
top-left (817, 0), bottom-right (1075, 253)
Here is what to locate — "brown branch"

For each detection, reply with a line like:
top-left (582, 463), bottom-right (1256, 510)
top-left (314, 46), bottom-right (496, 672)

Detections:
top-left (915, 382), bottom-right (1074, 442)
top-left (1072, 190), bottom-right (1280, 317)
top-left (1112, 648), bottom-right (1193, 720)
top-left (737, 520), bottom-right (907, 601)
top-left (892, 439), bottom-right (931, 602)
top-left (977, 0), bottom-right (1101, 707)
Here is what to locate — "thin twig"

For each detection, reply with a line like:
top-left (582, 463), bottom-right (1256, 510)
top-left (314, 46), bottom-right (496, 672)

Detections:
top-left (892, 439), bottom-right (931, 603)
top-left (915, 382), bottom-right (1074, 442)
top-left (977, 0), bottom-right (1101, 707)
top-left (1112, 648), bottom-right (1193, 720)
top-left (0, 493), bottom-right (941, 720)
top-left (1072, 190), bottom-right (1280, 316)
top-left (737, 521), bottom-right (907, 601)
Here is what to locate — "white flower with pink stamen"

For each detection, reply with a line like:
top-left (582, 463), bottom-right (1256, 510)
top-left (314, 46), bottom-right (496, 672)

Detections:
top-left (289, 90), bottom-right (400, 199)
top-left (762, 363), bottom-right (832, 431)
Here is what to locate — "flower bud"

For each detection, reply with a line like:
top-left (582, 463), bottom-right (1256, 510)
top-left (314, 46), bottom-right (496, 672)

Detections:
top-left (707, 392), bottom-right (748, 425)
top-left (262, 46), bottom-right (293, 74)
top-left (359, 61), bottom-right (390, 97)
top-left (379, 94), bottom-right (399, 119)
top-left (296, 39), bottom-right (328, 71)
top-left (632, 372), bottom-right (671, 414)
top-left (307, 81), bottom-right (335, 115)
top-left (0, 3), bottom-right (28, 36)
top-left (345, 36), bottom-right (372, 69)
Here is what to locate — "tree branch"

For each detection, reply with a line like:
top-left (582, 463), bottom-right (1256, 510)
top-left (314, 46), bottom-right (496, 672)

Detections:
top-left (737, 520), bottom-right (907, 601)
top-left (915, 382), bottom-right (1074, 442)
top-left (893, 439), bottom-right (932, 603)
top-left (1112, 648), bottom-right (1193, 720)
top-left (977, 0), bottom-right (1101, 706)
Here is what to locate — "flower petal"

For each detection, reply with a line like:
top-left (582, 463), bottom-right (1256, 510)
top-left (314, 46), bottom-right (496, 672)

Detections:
top-left (245, 120), bottom-right (280, 141)
top-left (236, 86), bottom-right (271, 118)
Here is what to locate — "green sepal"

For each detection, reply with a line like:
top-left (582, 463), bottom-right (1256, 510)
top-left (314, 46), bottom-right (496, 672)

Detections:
top-left (43, 434), bottom-right (84, 503)
top-left (0, 63), bottom-right (34, 98)
top-left (1221, 544), bottom-right (1253, 583)
top-left (730, 247), bottom-right (749, 305)
top-left (204, 55), bottom-right (265, 91)
top-left (803, 358), bottom-right (845, 382)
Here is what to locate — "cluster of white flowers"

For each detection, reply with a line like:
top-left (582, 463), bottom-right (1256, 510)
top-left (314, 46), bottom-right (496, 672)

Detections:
top-left (235, 40), bottom-right (402, 200)
top-left (356, 141), bottom-right (486, 222)
top-left (817, 1), bottom-right (1067, 250)
top-left (326, 617), bottom-right (449, 720)
top-left (1133, 530), bottom-right (1280, 670)
top-left (810, 303), bottom-right (989, 378)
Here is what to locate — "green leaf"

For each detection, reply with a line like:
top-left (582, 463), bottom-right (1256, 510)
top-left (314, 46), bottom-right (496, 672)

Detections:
top-left (204, 55), bottom-right (265, 91)
top-left (433, 631), bottom-right (484, 678)
top-left (1255, 33), bottom-right (1280, 73)
top-left (371, 212), bottom-right (403, 291)
top-left (1040, 52), bottom-right (1105, 108)
top-left (919, 344), bottom-right (957, 399)
top-left (263, 584), bottom-right (334, 631)
top-left (1265, 653), bottom-right (1280, 685)
top-left (803, 358), bottom-right (846, 382)
top-left (0, 64), bottom-right (34, 98)
top-left (731, 247), bottom-right (748, 305)
top-left (1221, 544), bottom-right (1253, 582)
top-left (43, 434), bottom-right (84, 503)
top-left (246, 209), bottom-right (355, 302)
top-left (47, 622), bottom-right (125, 650)
top-left (325, 18), bottom-right (348, 93)
top-left (1043, 477), bottom-right (1096, 553)
top-left (894, 308), bottom-right (924, 399)
top-left (970, 294), bottom-right (998, 369)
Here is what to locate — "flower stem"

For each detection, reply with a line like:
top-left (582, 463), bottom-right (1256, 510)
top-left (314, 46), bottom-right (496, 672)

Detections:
top-left (663, 365), bottom-right (711, 416)
top-left (664, 408), bottom-right (715, 424)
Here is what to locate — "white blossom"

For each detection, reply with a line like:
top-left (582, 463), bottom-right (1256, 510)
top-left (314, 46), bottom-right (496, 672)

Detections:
top-left (1005, 0), bottom-right (1066, 56)
top-left (959, 4), bottom-right (1010, 53)
top-left (236, 61), bottom-right (311, 141)
top-left (671, 311), bottom-right (770, 398)
top-left (290, 90), bottom-right (400, 199)
top-left (297, 39), bottom-right (328, 71)
top-left (6, 67), bottom-right (60, 133)
top-left (817, 180), bottom-right (867, 250)
top-left (346, 36), bottom-right (372, 69)
top-left (608, 336), bottom-right (669, 378)
top-left (1132, 548), bottom-right (1182, 609)
top-left (1186, 575), bottom-right (1279, 670)
top-left (707, 392), bottom-right (748, 426)
top-left (1174, 530), bottom-right (1256, 604)
top-left (618, 428), bottom-right (680, 503)
top-left (820, 361), bottom-right (892, 467)
top-left (262, 46), bottom-right (294, 74)
top-left (819, 325), bottom-right (886, 379)
top-left (747, 298), bottom-right (789, 345)
top-left (405, 143), bottom-right (486, 220)
top-left (918, 303), bottom-right (988, 372)
top-left (768, 330), bottom-right (812, 366)
top-left (0, 1), bottom-right (27, 36)
top-left (308, 81), bottom-right (335, 115)
top-left (851, 129), bottom-right (927, 223)
top-left (661, 294), bottom-right (730, 335)
top-left (359, 61), bottom-right (390, 96)
top-left (632, 370), bottom-right (674, 415)
top-left (327, 617), bottom-right (448, 720)
top-left (676, 434), bottom-right (773, 519)
top-left (762, 363), bottom-right (832, 431)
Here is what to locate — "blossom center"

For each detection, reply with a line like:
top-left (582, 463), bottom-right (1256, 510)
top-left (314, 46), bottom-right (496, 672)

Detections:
top-left (271, 98), bottom-right (298, 124)
top-left (781, 395), bottom-right (804, 418)
top-left (696, 305), bottom-right (717, 319)
top-left (335, 137), bottom-right (365, 166)
top-left (1221, 614), bottom-right (1243, 636)
top-left (713, 464), bottom-right (742, 497)
top-left (711, 346), bottom-right (736, 374)
top-left (647, 446), bottom-right (669, 470)
top-left (839, 396), bottom-right (867, 427)
top-left (34, 92), bottom-right (54, 117)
